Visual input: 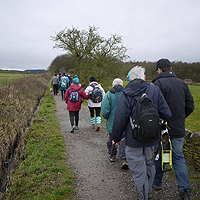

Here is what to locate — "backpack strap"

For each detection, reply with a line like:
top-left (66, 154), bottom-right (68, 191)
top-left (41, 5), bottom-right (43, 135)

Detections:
top-left (69, 88), bottom-right (82, 92)
top-left (147, 83), bottom-right (155, 100)
top-left (115, 92), bottom-right (119, 102)
top-left (90, 84), bottom-right (95, 89)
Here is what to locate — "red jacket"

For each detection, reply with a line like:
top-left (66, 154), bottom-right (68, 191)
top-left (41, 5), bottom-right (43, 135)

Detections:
top-left (65, 84), bottom-right (89, 111)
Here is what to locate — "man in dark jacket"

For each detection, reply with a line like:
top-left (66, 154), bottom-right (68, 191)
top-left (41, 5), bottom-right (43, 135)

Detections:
top-left (152, 58), bottom-right (194, 200)
top-left (112, 66), bottom-right (172, 200)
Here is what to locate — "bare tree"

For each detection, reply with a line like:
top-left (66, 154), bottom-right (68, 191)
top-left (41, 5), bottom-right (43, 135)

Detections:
top-left (51, 25), bottom-right (129, 82)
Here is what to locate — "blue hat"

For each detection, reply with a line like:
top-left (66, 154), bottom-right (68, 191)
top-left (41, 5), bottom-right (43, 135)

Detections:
top-left (73, 75), bottom-right (79, 84)
top-left (127, 70), bottom-right (131, 82)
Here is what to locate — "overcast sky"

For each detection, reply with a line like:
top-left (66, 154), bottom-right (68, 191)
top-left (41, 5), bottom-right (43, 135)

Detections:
top-left (1, 0), bottom-right (200, 71)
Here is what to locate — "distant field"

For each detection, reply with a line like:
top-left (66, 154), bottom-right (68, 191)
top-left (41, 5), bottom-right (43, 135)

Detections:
top-left (0, 71), bottom-right (35, 86)
top-left (186, 85), bottom-right (200, 131)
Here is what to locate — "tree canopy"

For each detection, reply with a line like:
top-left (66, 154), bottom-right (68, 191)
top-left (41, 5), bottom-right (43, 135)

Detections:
top-left (51, 26), bottom-right (129, 87)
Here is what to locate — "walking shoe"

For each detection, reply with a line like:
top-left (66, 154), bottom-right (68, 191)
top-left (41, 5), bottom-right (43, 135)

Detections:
top-left (152, 184), bottom-right (162, 190)
top-left (96, 125), bottom-right (100, 131)
top-left (109, 155), bottom-right (116, 162)
top-left (121, 159), bottom-right (128, 169)
top-left (74, 126), bottom-right (79, 130)
top-left (70, 126), bottom-right (75, 133)
top-left (180, 190), bottom-right (190, 200)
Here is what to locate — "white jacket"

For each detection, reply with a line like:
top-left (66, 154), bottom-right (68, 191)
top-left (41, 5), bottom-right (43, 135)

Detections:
top-left (84, 81), bottom-right (105, 107)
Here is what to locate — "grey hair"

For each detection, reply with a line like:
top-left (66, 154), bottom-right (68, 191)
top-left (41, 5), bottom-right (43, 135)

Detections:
top-left (130, 66), bottom-right (145, 80)
top-left (112, 78), bottom-right (123, 86)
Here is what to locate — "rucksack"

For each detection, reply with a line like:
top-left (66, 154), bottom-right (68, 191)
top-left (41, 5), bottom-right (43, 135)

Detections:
top-left (69, 88), bottom-right (82, 102)
top-left (90, 85), bottom-right (103, 103)
top-left (61, 78), bottom-right (67, 88)
top-left (130, 83), bottom-right (161, 142)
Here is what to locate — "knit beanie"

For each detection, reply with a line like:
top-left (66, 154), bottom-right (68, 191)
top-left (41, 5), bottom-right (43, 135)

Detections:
top-left (89, 76), bottom-right (95, 82)
top-left (73, 75), bottom-right (79, 84)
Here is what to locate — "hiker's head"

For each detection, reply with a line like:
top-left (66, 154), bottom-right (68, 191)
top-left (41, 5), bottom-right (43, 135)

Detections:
top-left (155, 58), bottom-right (172, 73)
top-left (89, 76), bottom-right (95, 82)
top-left (129, 66), bottom-right (145, 81)
top-left (112, 78), bottom-right (123, 87)
top-left (73, 75), bottom-right (79, 84)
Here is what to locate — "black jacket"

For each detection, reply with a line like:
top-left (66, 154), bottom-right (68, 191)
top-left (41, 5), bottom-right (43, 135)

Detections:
top-left (152, 71), bottom-right (194, 138)
top-left (112, 79), bottom-right (172, 148)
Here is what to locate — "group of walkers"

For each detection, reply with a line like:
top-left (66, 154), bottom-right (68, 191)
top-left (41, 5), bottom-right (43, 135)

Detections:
top-left (51, 58), bottom-right (194, 200)
top-left (51, 72), bottom-right (72, 99)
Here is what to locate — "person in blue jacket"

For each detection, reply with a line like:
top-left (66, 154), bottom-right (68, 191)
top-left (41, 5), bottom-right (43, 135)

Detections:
top-left (59, 75), bottom-right (69, 100)
top-left (101, 78), bottom-right (128, 169)
top-left (112, 66), bottom-right (172, 200)
top-left (152, 58), bottom-right (194, 200)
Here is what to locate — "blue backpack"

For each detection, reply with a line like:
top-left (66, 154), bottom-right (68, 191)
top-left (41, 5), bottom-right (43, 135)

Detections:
top-left (69, 88), bottom-right (82, 102)
top-left (91, 85), bottom-right (103, 103)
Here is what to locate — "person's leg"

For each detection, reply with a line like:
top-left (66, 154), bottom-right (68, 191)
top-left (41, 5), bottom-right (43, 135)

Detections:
top-left (61, 90), bottom-right (63, 99)
top-left (119, 135), bottom-right (128, 169)
top-left (144, 146), bottom-right (155, 195)
top-left (107, 133), bottom-right (117, 162)
top-left (171, 137), bottom-right (191, 198)
top-left (119, 135), bottom-right (126, 160)
top-left (95, 107), bottom-right (101, 131)
top-left (74, 111), bottom-right (79, 129)
top-left (153, 142), bottom-right (164, 189)
top-left (107, 133), bottom-right (118, 155)
top-left (69, 111), bottom-right (75, 132)
top-left (89, 107), bottom-right (95, 128)
top-left (53, 85), bottom-right (56, 95)
top-left (62, 90), bottom-right (66, 100)
top-left (56, 84), bottom-right (59, 94)
top-left (126, 146), bottom-right (148, 200)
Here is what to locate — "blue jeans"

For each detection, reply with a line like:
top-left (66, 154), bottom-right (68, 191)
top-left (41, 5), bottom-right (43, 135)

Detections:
top-left (153, 137), bottom-right (191, 196)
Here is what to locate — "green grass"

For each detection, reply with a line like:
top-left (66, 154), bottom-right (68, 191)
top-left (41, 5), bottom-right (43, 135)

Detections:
top-left (0, 71), bottom-right (34, 86)
top-left (6, 87), bottom-right (76, 200)
top-left (185, 85), bottom-right (200, 131)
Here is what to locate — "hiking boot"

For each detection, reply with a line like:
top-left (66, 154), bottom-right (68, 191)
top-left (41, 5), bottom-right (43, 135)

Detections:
top-left (74, 126), bottom-right (79, 130)
top-left (70, 126), bottom-right (75, 133)
top-left (152, 184), bottom-right (162, 190)
top-left (109, 155), bottom-right (116, 162)
top-left (121, 159), bottom-right (128, 169)
top-left (180, 190), bottom-right (190, 200)
top-left (96, 125), bottom-right (100, 131)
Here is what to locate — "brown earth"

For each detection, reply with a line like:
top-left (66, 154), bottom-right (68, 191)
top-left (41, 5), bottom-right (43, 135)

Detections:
top-left (54, 93), bottom-right (196, 200)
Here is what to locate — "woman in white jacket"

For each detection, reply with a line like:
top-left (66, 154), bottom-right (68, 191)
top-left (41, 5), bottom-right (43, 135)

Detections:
top-left (85, 76), bottom-right (105, 131)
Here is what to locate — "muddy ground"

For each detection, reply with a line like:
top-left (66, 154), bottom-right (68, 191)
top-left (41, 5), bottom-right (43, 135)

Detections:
top-left (54, 93), bottom-right (195, 200)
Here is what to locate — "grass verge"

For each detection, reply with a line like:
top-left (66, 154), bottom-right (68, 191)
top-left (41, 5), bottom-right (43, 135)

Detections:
top-left (6, 88), bottom-right (76, 200)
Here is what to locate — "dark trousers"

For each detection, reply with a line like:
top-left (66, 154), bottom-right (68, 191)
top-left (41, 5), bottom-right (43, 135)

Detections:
top-left (88, 106), bottom-right (101, 117)
top-left (53, 84), bottom-right (58, 95)
top-left (107, 133), bottom-right (126, 160)
top-left (69, 111), bottom-right (79, 127)
top-left (61, 90), bottom-right (66, 100)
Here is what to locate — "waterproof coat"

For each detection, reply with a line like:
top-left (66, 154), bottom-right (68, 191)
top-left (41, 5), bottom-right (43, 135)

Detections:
top-left (152, 71), bottom-right (194, 138)
top-left (101, 84), bottom-right (124, 134)
top-left (84, 81), bottom-right (105, 107)
top-left (59, 77), bottom-right (69, 91)
top-left (112, 79), bottom-right (172, 148)
top-left (65, 84), bottom-right (89, 111)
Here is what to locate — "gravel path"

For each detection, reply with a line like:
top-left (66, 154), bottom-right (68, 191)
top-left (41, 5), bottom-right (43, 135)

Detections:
top-left (54, 94), bottom-right (186, 200)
